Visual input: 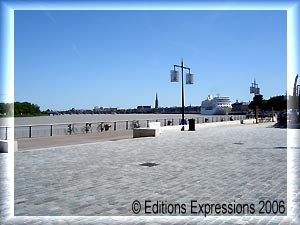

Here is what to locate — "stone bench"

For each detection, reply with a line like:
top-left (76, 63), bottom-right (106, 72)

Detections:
top-left (148, 122), bottom-right (162, 133)
top-left (133, 128), bottom-right (160, 138)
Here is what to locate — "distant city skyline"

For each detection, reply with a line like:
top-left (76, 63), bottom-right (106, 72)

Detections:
top-left (14, 10), bottom-right (286, 111)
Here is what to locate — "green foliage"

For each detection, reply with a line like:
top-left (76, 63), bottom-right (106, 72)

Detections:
top-left (249, 95), bottom-right (265, 110)
top-left (0, 101), bottom-right (47, 117)
top-left (14, 101), bottom-right (42, 116)
top-left (249, 95), bottom-right (287, 111)
top-left (266, 95), bottom-right (287, 111)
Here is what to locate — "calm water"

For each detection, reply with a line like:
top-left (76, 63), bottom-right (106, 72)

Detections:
top-left (0, 114), bottom-right (243, 139)
top-left (11, 114), bottom-right (200, 125)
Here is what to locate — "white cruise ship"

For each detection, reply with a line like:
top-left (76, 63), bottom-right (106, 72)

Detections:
top-left (201, 94), bottom-right (232, 115)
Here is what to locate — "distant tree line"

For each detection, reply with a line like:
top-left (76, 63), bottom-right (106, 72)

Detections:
top-left (14, 102), bottom-right (42, 116)
top-left (0, 102), bottom-right (47, 117)
top-left (248, 95), bottom-right (287, 111)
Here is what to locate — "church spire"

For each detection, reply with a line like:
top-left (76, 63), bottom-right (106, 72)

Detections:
top-left (155, 92), bottom-right (159, 111)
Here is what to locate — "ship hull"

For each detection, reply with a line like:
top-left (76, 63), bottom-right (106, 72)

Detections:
top-left (201, 106), bottom-right (232, 115)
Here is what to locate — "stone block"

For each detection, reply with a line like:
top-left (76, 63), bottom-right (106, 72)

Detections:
top-left (133, 128), bottom-right (159, 138)
top-left (148, 122), bottom-right (161, 133)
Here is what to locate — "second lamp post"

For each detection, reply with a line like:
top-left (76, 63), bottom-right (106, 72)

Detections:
top-left (170, 59), bottom-right (194, 131)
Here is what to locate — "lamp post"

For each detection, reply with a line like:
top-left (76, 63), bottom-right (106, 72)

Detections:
top-left (170, 59), bottom-right (194, 131)
top-left (250, 79), bottom-right (260, 124)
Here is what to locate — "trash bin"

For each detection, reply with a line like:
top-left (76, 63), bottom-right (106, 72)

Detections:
top-left (188, 119), bottom-right (195, 131)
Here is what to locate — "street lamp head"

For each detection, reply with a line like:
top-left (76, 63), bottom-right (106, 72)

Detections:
top-left (170, 70), bottom-right (179, 82)
top-left (186, 73), bottom-right (194, 84)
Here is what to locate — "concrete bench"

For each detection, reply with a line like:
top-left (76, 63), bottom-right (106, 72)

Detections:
top-left (148, 122), bottom-right (162, 133)
top-left (133, 128), bottom-right (160, 138)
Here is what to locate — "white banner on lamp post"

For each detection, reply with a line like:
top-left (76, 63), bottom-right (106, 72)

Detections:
top-left (170, 70), bottom-right (179, 82)
top-left (186, 73), bottom-right (194, 84)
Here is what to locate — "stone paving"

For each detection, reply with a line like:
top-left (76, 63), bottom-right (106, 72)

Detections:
top-left (1, 122), bottom-right (299, 224)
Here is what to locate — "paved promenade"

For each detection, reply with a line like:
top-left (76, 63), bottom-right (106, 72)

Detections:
top-left (17, 130), bottom-right (133, 151)
top-left (1, 122), bottom-right (299, 224)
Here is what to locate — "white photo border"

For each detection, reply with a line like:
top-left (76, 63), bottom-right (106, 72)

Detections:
top-left (0, 0), bottom-right (299, 224)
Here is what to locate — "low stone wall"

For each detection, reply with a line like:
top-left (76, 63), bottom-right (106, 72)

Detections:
top-left (196, 119), bottom-right (256, 127)
top-left (161, 119), bottom-right (264, 131)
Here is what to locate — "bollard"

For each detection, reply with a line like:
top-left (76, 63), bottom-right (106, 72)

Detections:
top-left (256, 105), bottom-right (259, 124)
top-left (29, 126), bottom-right (32, 138)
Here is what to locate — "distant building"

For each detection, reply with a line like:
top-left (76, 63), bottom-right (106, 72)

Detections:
top-left (103, 107), bottom-right (117, 113)
top-left (136, 105), bottom-right (152, 113)
top-left (158, 106), bottom-right (200, 114)
top-left (137, 106), bottom-right (151, 109)
top-left (231, 100), bottom-right (250, 114)
top-left (93, 107), bottom-right (117, 114)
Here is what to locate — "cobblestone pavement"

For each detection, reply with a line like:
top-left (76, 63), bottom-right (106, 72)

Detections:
top-left (1, 123), bottom-right (299, 224)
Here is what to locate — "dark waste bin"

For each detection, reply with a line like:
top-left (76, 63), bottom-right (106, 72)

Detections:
top-left (188, 119), bottom-right (195, 131)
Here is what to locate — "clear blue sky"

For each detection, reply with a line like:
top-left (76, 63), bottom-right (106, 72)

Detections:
top-left (15, 10), bottom-right (286, 111)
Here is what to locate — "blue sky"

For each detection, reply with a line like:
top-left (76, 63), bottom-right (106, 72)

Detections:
top-left (15, 10), bottom-right (286, 111)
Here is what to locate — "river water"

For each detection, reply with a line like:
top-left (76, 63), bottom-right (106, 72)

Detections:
top-left (0, 114), bottom-right (243, 139)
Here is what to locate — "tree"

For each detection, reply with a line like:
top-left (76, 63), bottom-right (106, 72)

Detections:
top-left (249, 95), bottom-right (287, 111)
top-left (266, 95), bottom-right (286, 111)
top-left (14, 102), bottom-right (42, 115)
top-left (249, 95), bottom-right (265, 110)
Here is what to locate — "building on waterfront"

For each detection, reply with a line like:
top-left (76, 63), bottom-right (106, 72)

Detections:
top-left (136, 105), bottom-right (152, 113)
top-left (159, 105), bottom-right (200, 114)
top-left (231, 100), bottom-right (250, 114)
top-left (92, 107), bottom-right (117, 114)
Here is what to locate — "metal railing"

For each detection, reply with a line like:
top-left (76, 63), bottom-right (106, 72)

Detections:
top-left (0, 115), bottom-right (247, 140)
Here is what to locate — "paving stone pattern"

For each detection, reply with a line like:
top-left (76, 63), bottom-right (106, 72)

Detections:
top-left (1, 123), bottom-right (299, 224)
